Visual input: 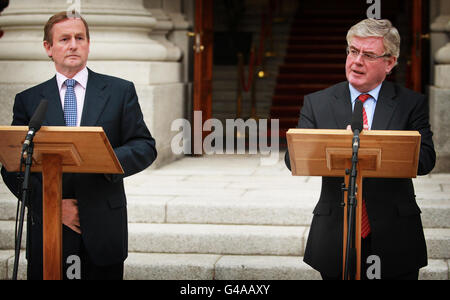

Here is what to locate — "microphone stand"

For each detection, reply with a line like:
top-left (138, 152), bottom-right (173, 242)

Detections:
top-left (343, 129), bottom-right (360, 280)
top-left (12, 142), bottom-right (34, 280)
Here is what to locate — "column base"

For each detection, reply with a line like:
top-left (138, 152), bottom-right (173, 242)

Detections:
top-left (429, 85), bottom-right (450, 173)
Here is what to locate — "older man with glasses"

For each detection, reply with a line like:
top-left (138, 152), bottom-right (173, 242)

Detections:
top-left (285, 18), bottom-right (436, 280)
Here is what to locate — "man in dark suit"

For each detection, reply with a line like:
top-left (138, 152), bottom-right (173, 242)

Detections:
top-left (1, 11), bottom-right (157, 279)
top-left (285, 19), bottom-right (435, 280)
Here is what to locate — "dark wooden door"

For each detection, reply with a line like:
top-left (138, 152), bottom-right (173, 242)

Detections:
top-left (409, 0), bottom-right (429, 93)
top-left (192, 0), bottom-right (213, 154)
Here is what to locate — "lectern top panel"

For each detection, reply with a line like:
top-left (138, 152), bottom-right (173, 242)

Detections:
top-left (0, 126), bottom-right (123, 174)
top-left (286, 129), bottom-right (421, 179)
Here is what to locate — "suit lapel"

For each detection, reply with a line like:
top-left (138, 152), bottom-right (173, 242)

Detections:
top-left (371, 81), bottom-right (397, 130)
top-left (331, 82), bottom-right (352, 129)
top-left (80, 69), bottom-right (109, 126)
top-left (40, 76), bottom-right (65, 126)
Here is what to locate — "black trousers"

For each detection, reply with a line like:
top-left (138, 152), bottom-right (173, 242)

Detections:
top-left (321, 234), bottom-right (419, 280)
top-left (27, 220), bottom-right (123, 280)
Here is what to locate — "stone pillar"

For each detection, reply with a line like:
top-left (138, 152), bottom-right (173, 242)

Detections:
top-left (430, 11), bottom-right (450, 172)
top-left (144, 0), bottom-right (193, 127)
top-left (0, 0), bottom-right (188, 167)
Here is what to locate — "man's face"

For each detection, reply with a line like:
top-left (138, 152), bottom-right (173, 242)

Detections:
top-left (345, 36), bottom-right (397, 93)
top-left (43, 18), bottom-right (90, 77)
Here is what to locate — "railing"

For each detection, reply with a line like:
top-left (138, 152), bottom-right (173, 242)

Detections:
top-left (236, 0), bottom-right (280, 120)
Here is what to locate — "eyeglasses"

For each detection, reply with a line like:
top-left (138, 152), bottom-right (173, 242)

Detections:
top-left (346, 46), bottom-right (391, 62)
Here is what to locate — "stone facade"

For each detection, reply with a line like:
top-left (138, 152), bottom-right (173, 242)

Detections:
top-left (0, 0), bottom-right (194, 168)
top-left (0, 0), bottom-right (449, 171)
top-left (430, 0), bottom-right (450, 172)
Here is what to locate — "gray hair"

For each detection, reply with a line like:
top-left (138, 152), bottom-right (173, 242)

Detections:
top-left (347, 19), bottom-right (400, 60)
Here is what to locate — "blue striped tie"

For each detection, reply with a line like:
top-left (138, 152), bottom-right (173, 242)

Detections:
top-left (64, 79), bottom-right (77, 127)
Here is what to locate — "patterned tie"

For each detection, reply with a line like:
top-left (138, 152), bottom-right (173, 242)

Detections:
top-left (64, 79), bottom-right (77, 127)
top-left (358, 94), bottom-right (371, 238)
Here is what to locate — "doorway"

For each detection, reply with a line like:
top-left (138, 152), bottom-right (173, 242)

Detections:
top-left (191, 0), bottom-right (429, 148)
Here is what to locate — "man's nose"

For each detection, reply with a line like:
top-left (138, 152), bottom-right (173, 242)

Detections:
top-left (354, 52), bottom-right (364, 64)
top-left (69, 37), bottom-right (77, 49)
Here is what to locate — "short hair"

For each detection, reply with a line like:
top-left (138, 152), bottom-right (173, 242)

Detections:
top-left (347, 19), bottom-right (400, 60)
top-left (43, 11), bottom-right (90, 45)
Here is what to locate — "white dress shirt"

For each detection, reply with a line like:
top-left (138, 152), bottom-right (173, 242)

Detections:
top-left (56, 67), bottom-right (88, 127)
top-left (349, 83), bottom-right (382, 130)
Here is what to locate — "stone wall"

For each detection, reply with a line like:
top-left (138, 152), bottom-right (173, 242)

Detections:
top-left (429, 0), bottom-right (450, 173)
top-left (0, 0), bottom-right (193, 168)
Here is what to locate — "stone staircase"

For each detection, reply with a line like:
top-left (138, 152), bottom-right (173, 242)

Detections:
top-left (0, 154), bottom-right (449, 280)
top-left (212, 2), bottom-right (293, 124)
top-left (270, 6), bottom-right (400, 142)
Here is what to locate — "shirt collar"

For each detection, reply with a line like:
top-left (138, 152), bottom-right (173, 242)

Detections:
top-left (56, 67), bottom-right (88, 91)
top-left (349, 82), bottom-right (382, 104)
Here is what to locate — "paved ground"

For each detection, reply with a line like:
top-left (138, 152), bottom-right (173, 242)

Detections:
top-left (1, 152), bottom-right (449, 280)
top-left (123, 151), bottom-right (450, 211)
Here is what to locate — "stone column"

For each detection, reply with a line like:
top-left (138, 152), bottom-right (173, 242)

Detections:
top-left (144, 0), bottom-right (193, 128)
top-left (430, 12), bottom-right (450, 172)
top-left (0, 0), bottom-right (187, 167)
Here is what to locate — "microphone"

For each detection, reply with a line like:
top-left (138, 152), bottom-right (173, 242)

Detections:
top-left (22, 99), bottom-right (48, 151)
top-left (351, 100), bottom-right (364, 153)
top-left (351, 100), bottom-right (364, 134)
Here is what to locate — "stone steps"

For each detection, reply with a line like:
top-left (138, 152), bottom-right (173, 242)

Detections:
top-left (1, 251), bottom-right (447, 280)
top-left (4, 196), bottom-right (448, 228)
top-left (1, 155), bottom-right (449, 280)
top-left (0, 220), bottom-right (449, 259)
top-left (4, 190), bottom-right (448, 228)
top-left (211, 5), bottom-right (291, 122)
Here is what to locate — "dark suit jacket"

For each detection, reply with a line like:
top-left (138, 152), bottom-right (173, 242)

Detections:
top-left (1, 68), bottom-right (157, 267)
top-left (285, 81), bottom-right (435, 278)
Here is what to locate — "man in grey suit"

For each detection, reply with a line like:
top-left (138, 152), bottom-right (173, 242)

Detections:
top-left (1, 11), bottom-right (157, 279)
top-left (285, 19), bottom-right (435, 280)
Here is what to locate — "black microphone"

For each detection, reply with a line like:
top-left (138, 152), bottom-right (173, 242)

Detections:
top-left (351, 100), bottom-right (364, 133)
top-left (351, 100), bottom-right (364, 153)
top-left (22, 99), bottom-right (48, 151)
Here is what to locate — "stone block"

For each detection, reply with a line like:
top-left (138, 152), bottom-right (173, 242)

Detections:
top-left (0, 82), bottom-right (38, 126)
top-left (87, 61), bottom-right (183, 85)
top-left (0, 251), bottom-right (14, 280)
top-left (429, 86), bottom-right (450, 173)
top-left (419, 259), bottom-right (449, 280)
top-left (127, 223), bottom-right (306, 256)
top-left (424, 228), bottom-right (450, 259)
top-left (124, 253), bottom-right (219, 280)
top-left (0, 198), bottom-right (18, 221)
top-left (214, 255), bottom-right (321, 280)
top-left (136, 83), bottom-right (186, 168)
top-left (166, 196), bottom-right (314, 226)
top-left (0, 221), bottom-right (26, 250)
top-left (435, 62), bottom-right (450, 84)
top-left (126, 196), bottom-right (170, 223)
top-left (6, 251), bottom-right (26, 280)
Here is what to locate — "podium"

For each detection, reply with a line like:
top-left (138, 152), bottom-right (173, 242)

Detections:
top-left (0, 126), bottom-right (123, 280)
top-left (286, 129), bottom-right (421, 280)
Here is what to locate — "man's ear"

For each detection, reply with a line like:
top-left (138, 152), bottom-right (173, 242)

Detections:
top-left (386, 56), bottom-right (397, 74)
top-left (43, 40), bottom-right (52, 59)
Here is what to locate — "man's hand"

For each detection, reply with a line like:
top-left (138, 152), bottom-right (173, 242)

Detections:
top-left (62, 199), bottom-right (81, 234)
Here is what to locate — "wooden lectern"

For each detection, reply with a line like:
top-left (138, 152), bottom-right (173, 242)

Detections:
top-left (0, 126), bottom-right (123, 280)
top-left (286, 129), bottom-right (421, 280)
